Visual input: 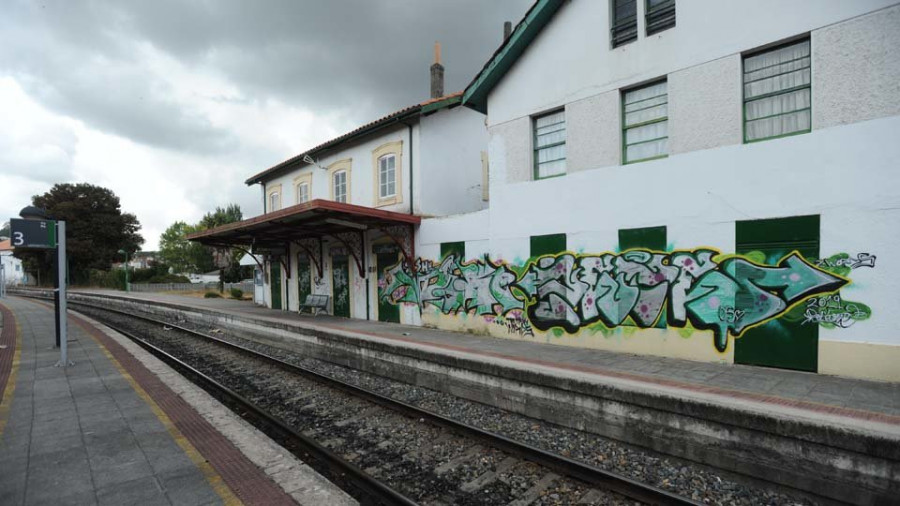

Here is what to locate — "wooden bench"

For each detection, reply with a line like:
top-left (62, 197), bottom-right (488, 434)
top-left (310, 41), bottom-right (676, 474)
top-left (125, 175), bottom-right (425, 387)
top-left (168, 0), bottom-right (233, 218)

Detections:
top-left (299, 294), bottom-right (330, 316)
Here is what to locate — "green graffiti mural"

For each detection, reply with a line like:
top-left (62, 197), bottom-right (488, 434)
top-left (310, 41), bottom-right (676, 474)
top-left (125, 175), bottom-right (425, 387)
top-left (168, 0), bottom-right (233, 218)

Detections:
top-left (380, 248), bottom-right (856, 353)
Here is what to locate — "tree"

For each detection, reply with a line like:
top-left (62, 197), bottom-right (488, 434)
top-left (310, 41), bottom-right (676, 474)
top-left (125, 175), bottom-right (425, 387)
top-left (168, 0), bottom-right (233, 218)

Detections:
top-left (0, 221), bottom-right (9, 239)
top-left (158, 204), bottom-right (245, 276)
top-left (14, 183), bottom-right (144, 285)
top-left (199, 204), bottom-right (242, 229)
top-left (158, 221), bottom-right (215, 274)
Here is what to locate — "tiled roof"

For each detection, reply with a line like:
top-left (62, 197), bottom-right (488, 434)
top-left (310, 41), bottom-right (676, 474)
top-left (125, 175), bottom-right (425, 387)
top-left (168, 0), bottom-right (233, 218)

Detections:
top-left (245, 92), bottom-right (463, 185)
top-left (0, 239), bottom-right (12, 251)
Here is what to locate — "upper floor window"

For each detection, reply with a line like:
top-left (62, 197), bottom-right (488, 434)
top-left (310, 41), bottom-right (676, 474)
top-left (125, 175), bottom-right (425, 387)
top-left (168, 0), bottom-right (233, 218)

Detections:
top-left (533, 110), bottom-right (566, 180)
top-left (372, 141), bottom-right (402, 207)
top-left (611, 0), bottom-right (637, 48)
top-left (297, 182), bottom-right (310, 204)
top-left (333, 170), bottom-right (347, 203)
top-left (266, 184), bottom-right (282, 212)
top-left (743, 39), bottom-right (811, 143)
top-left (378, 154), bottom-right (396, 199)
top-left (646, 0), bottom-right (675, 35)
top-left (623, 80), bottom-right (668, 163)
top-left (294, 172), bottom-right (312, 205)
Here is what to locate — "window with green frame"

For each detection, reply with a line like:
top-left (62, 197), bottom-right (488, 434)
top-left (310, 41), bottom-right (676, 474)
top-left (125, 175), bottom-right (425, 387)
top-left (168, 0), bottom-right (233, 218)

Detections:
top-left (440, 241), bottom-right (465, 261)
top-left (533, 109), bottom-right (566, 179)
top-left (743, 38), bottom-right (811, 143)
top-left (623, 80), bottom-right (668, 164)
top-left (530, 233), bottom-right (566, 258)
top-left (619, 225), bottom-right (667, 328)
top-left (646, 0), bottom-right (675, 35)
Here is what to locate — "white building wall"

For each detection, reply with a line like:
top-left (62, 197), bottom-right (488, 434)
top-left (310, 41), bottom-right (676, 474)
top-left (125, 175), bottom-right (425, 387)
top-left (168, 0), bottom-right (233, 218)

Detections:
top-left (488, 0), bottom-right (898, 128)
top-left (399, 3), bottom-right (900, 381)
top-left (263, 123), bottom-right (416, 215)
top-left (1, 252), bottom-right (26, 285)
top-left (418, 106), bottom-right (489, 216)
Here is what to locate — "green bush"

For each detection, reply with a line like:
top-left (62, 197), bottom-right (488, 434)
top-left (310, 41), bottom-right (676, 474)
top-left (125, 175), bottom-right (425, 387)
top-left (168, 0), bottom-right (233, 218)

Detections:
top-left (229, 288), bottom-right (243, 299)
top-left (203, 292), bottom-right (221, 298)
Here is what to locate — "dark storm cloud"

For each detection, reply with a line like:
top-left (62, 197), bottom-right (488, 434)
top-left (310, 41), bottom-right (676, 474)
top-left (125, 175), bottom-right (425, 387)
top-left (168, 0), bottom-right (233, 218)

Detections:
top-left (0, 0), bottom-right (531, 154)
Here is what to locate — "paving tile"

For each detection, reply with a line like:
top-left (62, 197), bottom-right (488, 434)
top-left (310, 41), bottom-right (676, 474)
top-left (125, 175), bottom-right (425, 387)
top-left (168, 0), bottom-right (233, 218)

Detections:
top-left (91, 456), bottom-right (156, 490)
top-left (29, 489), bottom-right (98, 506)
top-left (158, 468), bottom-right (222, 506)
top-left (30, 432), bottom-right (84, 457)
top-left (97, 476), bottom-right (170, 506)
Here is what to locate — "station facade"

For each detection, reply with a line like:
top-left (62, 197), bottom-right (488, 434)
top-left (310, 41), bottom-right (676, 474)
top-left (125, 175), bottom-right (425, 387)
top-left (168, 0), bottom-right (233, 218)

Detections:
top-left (192, 0), bottom-right (900, 382)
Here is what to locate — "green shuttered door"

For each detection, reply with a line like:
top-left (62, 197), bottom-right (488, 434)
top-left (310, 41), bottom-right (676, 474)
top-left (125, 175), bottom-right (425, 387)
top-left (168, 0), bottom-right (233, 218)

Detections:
top-left (270, 262), bottom-right (282, 310)
top-left (376, 245), bottom-right (401, 323)
top-left (297, 255), bottom-right (311, 306)
top-left (735, 215), bottom-right (819, 372)
top-left (332, 255), bottom-right (350, 318)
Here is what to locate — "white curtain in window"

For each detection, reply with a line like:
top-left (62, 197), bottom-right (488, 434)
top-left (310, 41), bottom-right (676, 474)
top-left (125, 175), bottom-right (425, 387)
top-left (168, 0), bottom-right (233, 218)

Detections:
top-left (744, 40), bottom-right (810, 141)
top-left (624, 81), bottom-right (667, 162)
top-left (534, 110), bottom-right (566, 178)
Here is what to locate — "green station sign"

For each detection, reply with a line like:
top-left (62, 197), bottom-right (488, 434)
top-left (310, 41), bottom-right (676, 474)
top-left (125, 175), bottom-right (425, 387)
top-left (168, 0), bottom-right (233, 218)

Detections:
top-left (10, 218), bottom-right (57, 249)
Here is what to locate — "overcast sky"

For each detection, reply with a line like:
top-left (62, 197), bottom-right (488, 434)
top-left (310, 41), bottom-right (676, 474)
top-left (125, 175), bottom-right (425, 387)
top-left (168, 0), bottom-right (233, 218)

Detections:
top-left (0, 0), bottom-right (531, 250)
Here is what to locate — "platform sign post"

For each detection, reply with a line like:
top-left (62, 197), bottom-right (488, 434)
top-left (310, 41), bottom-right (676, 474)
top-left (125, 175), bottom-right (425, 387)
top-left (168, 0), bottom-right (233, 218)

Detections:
top-left (0, 263), bottom-right (5, 298)
top-left (11, 215), bottom-right (71, 367)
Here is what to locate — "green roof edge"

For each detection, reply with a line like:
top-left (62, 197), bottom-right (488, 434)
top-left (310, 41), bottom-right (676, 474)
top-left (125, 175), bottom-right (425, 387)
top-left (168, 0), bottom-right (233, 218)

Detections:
top-left (461, 0), bottom-right (566, 114)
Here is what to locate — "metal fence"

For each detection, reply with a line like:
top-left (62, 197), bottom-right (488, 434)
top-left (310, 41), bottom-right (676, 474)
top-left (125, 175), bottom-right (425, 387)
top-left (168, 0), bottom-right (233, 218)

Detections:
top-left (129, 281), bottom-right (254, 294)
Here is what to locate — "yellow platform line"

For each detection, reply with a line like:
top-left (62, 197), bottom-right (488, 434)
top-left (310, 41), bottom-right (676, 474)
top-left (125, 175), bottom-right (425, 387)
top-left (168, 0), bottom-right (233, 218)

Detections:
top-left (0, 306), bottom-right (22, 439)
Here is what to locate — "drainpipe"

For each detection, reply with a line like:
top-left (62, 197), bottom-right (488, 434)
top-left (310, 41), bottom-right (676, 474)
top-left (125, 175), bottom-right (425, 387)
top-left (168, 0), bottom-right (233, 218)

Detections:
top-left (408, 122), bottom-right (414, 215)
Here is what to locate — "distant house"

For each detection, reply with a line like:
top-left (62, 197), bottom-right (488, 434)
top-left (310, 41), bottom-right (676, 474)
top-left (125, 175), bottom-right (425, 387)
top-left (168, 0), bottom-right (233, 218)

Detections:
top-left (188, 271), bottom-right (220, 284)
top-left (0, 239), bottom-right (27, 286)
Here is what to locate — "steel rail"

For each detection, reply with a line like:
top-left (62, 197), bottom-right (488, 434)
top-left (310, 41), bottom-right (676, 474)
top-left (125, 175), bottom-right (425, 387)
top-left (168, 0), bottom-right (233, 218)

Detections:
top-left (28, 292), bottom-right (701, 506)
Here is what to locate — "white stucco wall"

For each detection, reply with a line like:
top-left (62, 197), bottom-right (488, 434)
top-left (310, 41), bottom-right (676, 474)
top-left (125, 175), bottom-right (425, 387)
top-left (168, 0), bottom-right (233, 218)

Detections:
top-left (417, 115), bottom-right (900, 377)
top-left (418, 106), bottom-right (489, 216)
top-left (262, 123), bottom-right (415, 214)
top-left (668, 55), bottom-right (743, 154)
top-left (812, 4), bottom-right (900, 129)
top-left (1, 252), bottom-right (26, 285)
top-left (566, 91), bottom-right (621, 174)
top-left (488, 0), bottom-right (899, 127)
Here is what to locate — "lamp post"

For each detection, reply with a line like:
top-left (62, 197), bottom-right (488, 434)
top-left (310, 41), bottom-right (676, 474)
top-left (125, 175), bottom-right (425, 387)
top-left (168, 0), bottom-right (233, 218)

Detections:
top-left (118, 249), bottom-right (130, 292)
top-left (16, 206), bottom-right (70, 366)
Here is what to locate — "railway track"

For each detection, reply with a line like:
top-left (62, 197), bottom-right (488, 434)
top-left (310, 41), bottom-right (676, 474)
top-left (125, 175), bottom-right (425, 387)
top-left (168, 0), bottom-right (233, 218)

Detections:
top-left (50, 296), bottom-right (698, 506)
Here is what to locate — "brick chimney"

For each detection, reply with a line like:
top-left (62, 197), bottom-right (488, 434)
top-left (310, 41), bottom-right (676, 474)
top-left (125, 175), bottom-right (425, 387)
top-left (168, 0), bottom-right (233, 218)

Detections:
top-left (430, 41), bottom-right (444, 99)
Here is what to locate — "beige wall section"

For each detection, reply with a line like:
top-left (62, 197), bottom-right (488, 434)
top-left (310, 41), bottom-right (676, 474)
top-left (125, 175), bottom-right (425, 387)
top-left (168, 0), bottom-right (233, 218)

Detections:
top-left (327, 158), bottom-right (352, 202)
top-left (813, 4), bottom-right (900, 130)
top-left (819, 340), bottom-right (900, 383)
top-left (669, 55), bottom-right (743, 154)
top-left (420, 309), bottom-right (734, 365)
top-left (489, 117), bottom-right (532, 184)
top-left (567, 90), bottom-right (621, 172)
top-left (371, 140), bottom-right (403, 207)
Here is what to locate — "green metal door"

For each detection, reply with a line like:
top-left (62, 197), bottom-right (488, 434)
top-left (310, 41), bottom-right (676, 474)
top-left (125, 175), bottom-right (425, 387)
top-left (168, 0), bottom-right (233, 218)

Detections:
top-left (332, 255), bottom-right (350, 318)
top-left (735, 215), bottom-right (819, 371)
top-left (270, 262), bottom-right (282, 310)
top-left (297, 255), bottom-right (311, 306)
top-left (376, 249), bottom-right (401, 323)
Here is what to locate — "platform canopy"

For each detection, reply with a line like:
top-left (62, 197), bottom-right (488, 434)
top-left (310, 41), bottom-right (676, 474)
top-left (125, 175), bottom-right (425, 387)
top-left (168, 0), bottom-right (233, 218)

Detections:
top-left (187, 199), bottom-right (420, 277)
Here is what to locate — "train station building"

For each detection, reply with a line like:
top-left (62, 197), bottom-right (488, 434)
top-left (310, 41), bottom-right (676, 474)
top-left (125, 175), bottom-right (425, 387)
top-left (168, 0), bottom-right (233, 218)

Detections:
top-left (190, 0), bottom-right (900, 382)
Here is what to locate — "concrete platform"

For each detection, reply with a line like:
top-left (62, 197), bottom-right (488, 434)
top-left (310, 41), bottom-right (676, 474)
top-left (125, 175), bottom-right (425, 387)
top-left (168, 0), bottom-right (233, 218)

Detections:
top-left (0, 296), bottom-right (356, 506)
top-left (55, 289), bottom-right (900, 504)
